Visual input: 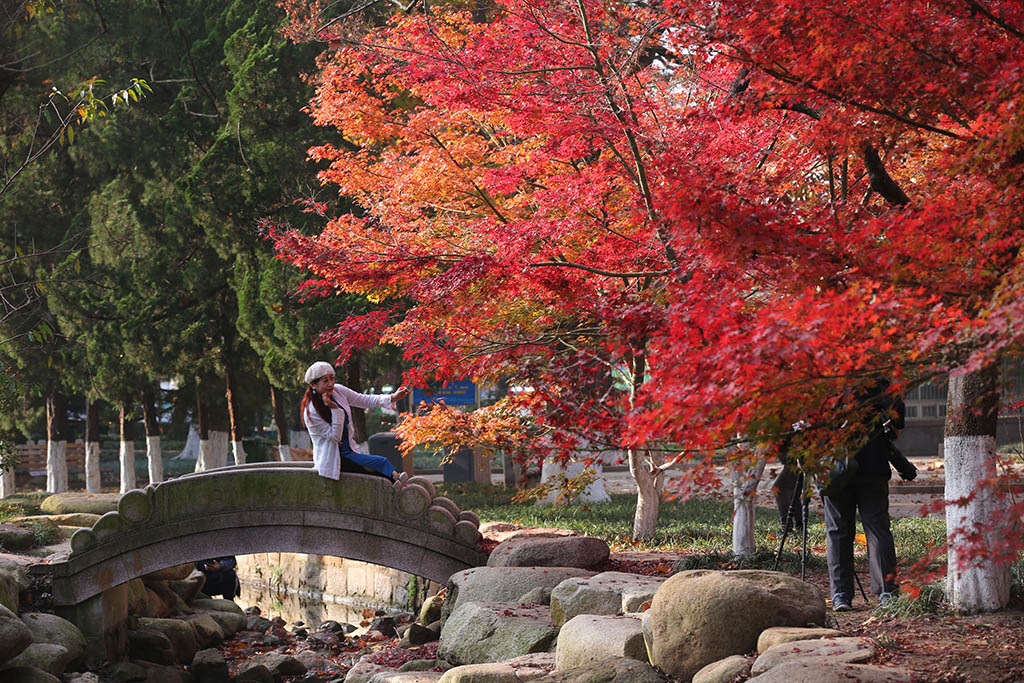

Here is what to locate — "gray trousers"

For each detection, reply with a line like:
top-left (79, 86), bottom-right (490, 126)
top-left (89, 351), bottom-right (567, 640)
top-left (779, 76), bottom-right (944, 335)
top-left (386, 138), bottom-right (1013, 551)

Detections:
top-left (823, 476), bottom-right (897, 598)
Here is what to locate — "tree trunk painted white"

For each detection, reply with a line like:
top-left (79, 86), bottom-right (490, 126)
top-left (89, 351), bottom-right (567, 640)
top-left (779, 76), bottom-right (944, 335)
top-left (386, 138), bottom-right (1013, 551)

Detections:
top-left (291, 430), bottom-right (312, 450)
top-left (85, 441), bottom-right (102, 493)
top-left (196, 432), bottom-right (230, 471)
top-left (944, 367), bottom-right (1010, 613)
top-left (0, 463), bottom-right (15, 498)
top-left (731, 455), bottom-right (767, 556)
top-left (278, 444), bottom-right (292, 462)
top-left (630, 448), bottom-right (665, 540)
top-left (119, 439), bottom-right (136, 493)
top-left (46, 439), bottom-right (68, 493)
top-left (232, 440), bottom-right (246, 466)
top-left (146, 435), bottom-right (163, 484)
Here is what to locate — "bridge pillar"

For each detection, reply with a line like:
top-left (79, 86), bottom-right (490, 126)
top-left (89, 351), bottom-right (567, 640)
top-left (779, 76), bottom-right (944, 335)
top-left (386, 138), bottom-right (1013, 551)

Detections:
top-left (56, 582), bottom-right (130, 666)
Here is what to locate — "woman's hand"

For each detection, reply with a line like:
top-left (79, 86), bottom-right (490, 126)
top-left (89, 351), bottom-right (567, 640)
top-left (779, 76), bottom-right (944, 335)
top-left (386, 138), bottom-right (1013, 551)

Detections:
top-left (322, 392), bottom-right (339, 409)
top-left (391, 386), bottom-right (410, 403)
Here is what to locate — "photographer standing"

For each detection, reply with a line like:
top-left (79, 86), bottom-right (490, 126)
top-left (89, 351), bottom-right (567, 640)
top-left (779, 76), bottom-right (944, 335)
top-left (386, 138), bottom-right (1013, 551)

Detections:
top-left (824, 378), bottom-right (917, 611)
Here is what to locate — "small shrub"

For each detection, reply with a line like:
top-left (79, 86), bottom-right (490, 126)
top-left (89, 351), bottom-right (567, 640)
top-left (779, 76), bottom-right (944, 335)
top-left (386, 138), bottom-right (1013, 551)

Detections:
top-left (24, 519), bottom-right (61, 547)
top-left (875, 582), bottom-right (946, 619)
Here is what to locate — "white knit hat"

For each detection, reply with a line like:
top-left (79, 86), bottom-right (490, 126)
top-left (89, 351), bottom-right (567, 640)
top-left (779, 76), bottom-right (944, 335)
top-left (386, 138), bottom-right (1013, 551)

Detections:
top-left (303, 361), bottom-right (335, 385)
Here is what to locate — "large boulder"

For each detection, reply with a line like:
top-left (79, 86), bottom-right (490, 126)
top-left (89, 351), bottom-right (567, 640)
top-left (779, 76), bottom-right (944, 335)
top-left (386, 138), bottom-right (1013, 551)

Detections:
top-left (2, 643), bottom-right (72, 677)
top-left (20, 613), bottom-right (87, 666)
top-left (0, 560), bottom-right (30, 612)
top-left (757, 626), bottom-right (845, 653)
top-left (439, 602), bottom-right (559, 665)
top-left (442, 567), bottom-right (594, 623)
top-left (746, 660), bottom-right (912, 682)
top-left (0, 603), bottom-right (33, 666)
top-left (193, 609), bottom-right (246, 639)
top-left (183, 613), bottom-right (225, 648)
top-left (549, 572), bottom-right (666, 626)
top-left (750, 637), bottom-right (876, 676)
top-left (546, 657), bottom-right (668, 683)
top-left (0, 666), bottom-right (62, 683)
top-left (135, 617), bottom-right (198, 664)
top-left (169, 573), bottom-right (206, 605)
top-left (437, 653), bottom-right (554, 683)
top-left (126, 628), bottom-right (176, 665)
top-left (368, 674), bottom-right (444, 682)
top-left (0, 524), bottom-right (35, 551)
top-left (692, 655), bottom-right (752, 683)
top-left (39, 492), bottom-right (119, 516)
top-left (243, 653), bottom-right (306, 678)
top-left (487, 536), bottom-right (609, 569)
top-left (555, 614), bottom-right (646, 672)
top-left (419, 594), bottom-right (444, 626)
top-left (647, 570), bottom-right (826, 681)
top-left (125, 579), bottom-right (149, 616)
top-left (191, 598), bottom-right (244, 615)
top-left (191, 648), bottom-right (230, 683)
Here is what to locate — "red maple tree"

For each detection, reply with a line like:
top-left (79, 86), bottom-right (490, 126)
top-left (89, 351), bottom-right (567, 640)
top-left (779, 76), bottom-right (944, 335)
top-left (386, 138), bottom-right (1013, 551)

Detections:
top-left (275, 0), bottom-right (1023, 607)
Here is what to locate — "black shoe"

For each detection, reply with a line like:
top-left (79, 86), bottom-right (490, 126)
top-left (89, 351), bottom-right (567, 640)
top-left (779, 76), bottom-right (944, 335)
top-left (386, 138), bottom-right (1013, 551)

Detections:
top-left (832, 594), bottom-right (852, 612)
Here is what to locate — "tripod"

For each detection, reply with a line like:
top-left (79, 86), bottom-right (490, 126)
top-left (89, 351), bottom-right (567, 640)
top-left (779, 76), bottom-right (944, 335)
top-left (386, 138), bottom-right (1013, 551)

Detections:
top-left (772, 470), bottom-right (867, 601)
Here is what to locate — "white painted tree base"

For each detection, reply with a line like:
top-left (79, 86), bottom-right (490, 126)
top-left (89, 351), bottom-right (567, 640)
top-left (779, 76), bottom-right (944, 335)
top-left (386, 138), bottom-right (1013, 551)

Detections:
top-left (945, 434), bottom-right (1011, 613)
top-left (196, 431), bottom-right (230, 472)
top-left (0, 465), bottom-right (14, 498)
top-left (538, 458), bottom-right (611, 505)
top-left (47, 440), bottom-right (68, 493)
top-left (232, 440), bottom-right (246, 465)
top-left (732, 456), bottom-right (767, 556)
top-left (278, 445), bottom-right (292, 462)
top-left (120, 440), bottom-right (136, 494)
top-left (85, 441), bottom-right (102, 493)
top-left (147, 436), bottom-right (163, 484)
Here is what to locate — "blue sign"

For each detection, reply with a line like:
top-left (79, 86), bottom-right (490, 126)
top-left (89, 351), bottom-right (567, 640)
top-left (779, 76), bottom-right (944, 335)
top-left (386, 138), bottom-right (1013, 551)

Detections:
top-left (412, 380), bottom-right (477, 406)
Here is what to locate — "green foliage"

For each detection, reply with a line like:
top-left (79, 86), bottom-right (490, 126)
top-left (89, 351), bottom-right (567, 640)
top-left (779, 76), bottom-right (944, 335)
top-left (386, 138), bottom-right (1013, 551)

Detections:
top-left (875, 582), bottom-right (947, 618)
top-left (24, 519), bottom-right (61, 547)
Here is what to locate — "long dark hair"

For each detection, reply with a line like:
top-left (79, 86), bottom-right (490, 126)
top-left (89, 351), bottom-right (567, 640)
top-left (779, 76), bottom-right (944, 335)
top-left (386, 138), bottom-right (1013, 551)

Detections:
top-left (301, 385), bottom-right (332, 426)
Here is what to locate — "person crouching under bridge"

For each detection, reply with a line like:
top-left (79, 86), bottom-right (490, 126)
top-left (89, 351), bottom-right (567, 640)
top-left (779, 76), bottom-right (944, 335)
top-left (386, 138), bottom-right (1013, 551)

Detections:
top-left (302, 361), bottom-right (409, 482)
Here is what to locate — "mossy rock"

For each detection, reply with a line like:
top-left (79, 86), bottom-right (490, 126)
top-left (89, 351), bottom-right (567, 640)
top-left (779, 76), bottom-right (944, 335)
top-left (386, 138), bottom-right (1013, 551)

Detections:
top-left (39, 492), bottom-right (120, 516)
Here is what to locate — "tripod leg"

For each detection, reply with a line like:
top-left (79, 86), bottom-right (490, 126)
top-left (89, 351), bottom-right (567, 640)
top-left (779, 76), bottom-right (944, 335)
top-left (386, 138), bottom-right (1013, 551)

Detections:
top-left (773, 473), bottom-right (804, 571)
top-left (800, 481), bottom-right (810, 581)
top-left (854, 567), bottom-right (869, 601)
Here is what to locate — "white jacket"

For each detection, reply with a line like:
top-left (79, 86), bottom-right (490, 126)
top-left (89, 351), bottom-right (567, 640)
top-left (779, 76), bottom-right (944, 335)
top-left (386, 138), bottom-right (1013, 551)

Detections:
top-left (304, 383), bottom-right (395, 480)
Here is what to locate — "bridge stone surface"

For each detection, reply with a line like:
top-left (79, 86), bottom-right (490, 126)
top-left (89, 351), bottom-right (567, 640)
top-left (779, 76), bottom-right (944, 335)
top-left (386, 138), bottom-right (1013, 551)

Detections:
top-left (36, 462), bottom-right (486, 606)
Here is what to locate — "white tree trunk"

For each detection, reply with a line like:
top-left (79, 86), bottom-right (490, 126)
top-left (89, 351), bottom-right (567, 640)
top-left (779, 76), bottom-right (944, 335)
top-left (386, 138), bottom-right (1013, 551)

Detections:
top-left (0, 462), bottom-right (15, 498)
top-left (629, 448), bottom-right (665, 540)
top-left (278, 444), bottom-right (292, 462)
top-left (146, 435), bottom-right (163, 484)
top-left (944, 367), bottom-right (1010, 613)
top-left (231, 440), bottom-right (246, 465)
top-left (46, 439), bottom-right (68, 493)
top-left (119, 439), bottom-right (136, 493)
top-left (197, 431), bottom-right (230, 472)
top-left (84, 441), bottom-right (102, 493)
top-left (176, 424), bottom-right (199, 461)
top-left (945, 434), bottom-right (1010, 612)
top-left (731, 455), bottom-right (767, 556)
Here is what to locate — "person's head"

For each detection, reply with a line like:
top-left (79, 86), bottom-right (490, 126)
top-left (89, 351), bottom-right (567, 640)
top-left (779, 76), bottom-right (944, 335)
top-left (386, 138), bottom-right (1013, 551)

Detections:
top-left (301, 361), bottom-right (336, 425)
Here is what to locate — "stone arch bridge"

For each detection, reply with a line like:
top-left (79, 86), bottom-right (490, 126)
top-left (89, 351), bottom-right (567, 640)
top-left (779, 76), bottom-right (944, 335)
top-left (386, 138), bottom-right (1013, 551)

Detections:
top-left (35, 462), bottom-right (486, 607)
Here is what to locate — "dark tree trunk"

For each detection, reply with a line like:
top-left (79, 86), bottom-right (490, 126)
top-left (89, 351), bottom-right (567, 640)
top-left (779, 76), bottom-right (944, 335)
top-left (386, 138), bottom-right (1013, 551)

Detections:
top-left (270, 385), bottom-right (290, 447)
top-left (225, 367), bottom-right (242, 442)
top-left (142, 387), bottom-right (160, 437)
top-left (85, 399), bottom-right (100, 443)
top-left (46, 392), bottom-right (67, 442)
top-left (197, 384), bottom-right (210, 441)
top-left (346, 354), bottom-right (368, 444)
top-left (120, 404), bottom-right (135, 443)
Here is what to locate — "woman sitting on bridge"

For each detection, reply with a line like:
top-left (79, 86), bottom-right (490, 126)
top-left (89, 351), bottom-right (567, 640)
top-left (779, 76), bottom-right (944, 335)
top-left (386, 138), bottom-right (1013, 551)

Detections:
top-left (302, 361), bottom-right (410, 482)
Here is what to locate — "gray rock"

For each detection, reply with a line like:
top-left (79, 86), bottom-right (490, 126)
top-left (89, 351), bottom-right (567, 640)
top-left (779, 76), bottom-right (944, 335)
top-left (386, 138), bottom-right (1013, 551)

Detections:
top-left (346, 657), bottom-right (393, 683)
top-left (0, 524), bottom-right (35, 551)
top-left (0, 666), bottom-right (62, 683)
top-left (692, 655), bottom-right (752, 683)
top-left (750, 637), bottom-right (876, 676)
top-left (184, 613), bottom-right (225, 648)
top-left (136, 617), bottom-right (199, 665)
top-left (0, 562), bottom-right (29, 612)
top-left (247, 652), bottom-right (307, 677)
top-left (439, 602), bottom-right (558, 666)
top-left (236, 664), bottom-right (275, 683)
top-left (294, 649), bottom-right (329, 671)
top-left (192, 648), bottom-right (231, 683)
top-left (554, 614), bottom-right (646, 671)
top-left (108, 661), bottom-right (150, 682)
top-left (546, 657), bottom-right (667, 683)
top-left (66, 673), bottom-right (102, 683)
top-left (3, 643), bottom-right (72, 677)
top-left (0, 603), bottom-right (33, 666)
top-left (191, 598), bottom-right (245, 615)
top-left (486, 536), bottom-right (609, 569)
top-left (419, 594), bottom-right (444, 626)
top-left (247, 616), bottom-right (273, 633)
top-left (367, 674), bottom-right (444, 682)
top-left (170, 573), bottom-right (207, 605)
top-left (194, 609), bottom-right (246, 638)
top-left (405, 623), bottom-right (439, 645)
top-left (438, 653), bottom-right (554, 682)
top-left (20, 612), bottom-right (87, 665)
top-left (127, 628), bottom-right (176, 665)
top-left (757, 627), bottom-right (845, 653)
top-left (130, 659), bottom-right (195, 683)
top-left (647, 570), bottom-right (826, 681)
top-left (549, 572), bottom-right (665, 626)
top-left (126, 578), bottom-right (149, 616)
top-left (398, 659), bottom-right (450, 672)
top-left (746, 659), bottom-right (912, 682)
top-left (517, 587), bottom-right (551, 606)
top-left (442, 567), bottom-right (594, 624)
top-left (39, 492), bottom-right (119, 515)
